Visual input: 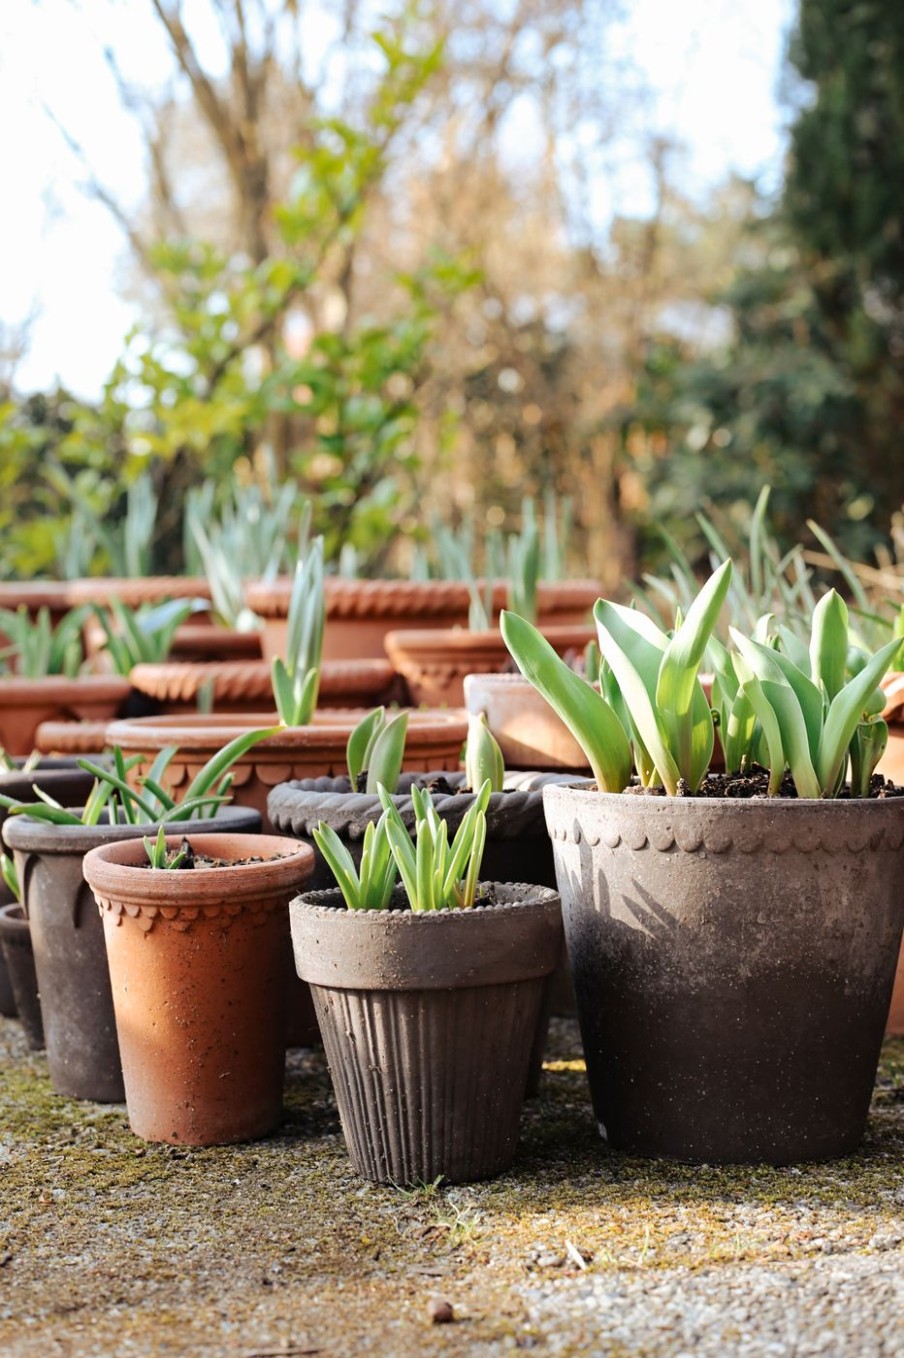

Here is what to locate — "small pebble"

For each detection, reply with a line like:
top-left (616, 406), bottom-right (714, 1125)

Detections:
top-left (427, 1298), bottom-right (454, 1324)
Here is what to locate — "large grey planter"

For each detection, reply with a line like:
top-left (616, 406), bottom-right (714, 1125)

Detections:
top-left (543, 783), bottom-right (904, 1164)
top-left (3, 804), bottom-right (262, 1102)
top-left (291, 884), bottom-right (563, 1185)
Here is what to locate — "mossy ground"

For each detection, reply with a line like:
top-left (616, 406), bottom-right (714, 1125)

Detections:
top-left (1, 1019), bottom-right (902, 1357)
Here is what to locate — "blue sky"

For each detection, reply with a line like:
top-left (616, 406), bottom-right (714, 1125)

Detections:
top-left (0, 0), bottom-right (795, 398)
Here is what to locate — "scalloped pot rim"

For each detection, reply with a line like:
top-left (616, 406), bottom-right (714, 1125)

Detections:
top-left (244, 576), bottom-right (602, 620)
top-left (541, 781), bottom-right (904, 856)
top-left (82, 833), bottom-right (314, 909)
top-left (106, 709), bottom-right (468, 754)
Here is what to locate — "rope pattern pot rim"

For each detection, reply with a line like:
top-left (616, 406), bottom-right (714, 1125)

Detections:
top-left (268, 770), bottom-right (585, 842)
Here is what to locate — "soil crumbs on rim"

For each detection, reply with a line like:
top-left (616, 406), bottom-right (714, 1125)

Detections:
top-left (0, 1020), bottom-right (901, 1357)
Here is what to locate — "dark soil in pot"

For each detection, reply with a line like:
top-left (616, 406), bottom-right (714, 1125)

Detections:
top-left (290, 883), bottom-right (563, 1185)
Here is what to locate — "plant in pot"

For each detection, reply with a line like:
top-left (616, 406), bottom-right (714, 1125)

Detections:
top-left (502, 562), bottom-right (904, 1165)
top-left (1, 729), bottom-right (274, 1102)
top-left (290, 780), bottom-right (563, 1185)
top-left (106, 541), bottom-right (468, 832)
top-left (0, 605), bottom-right (132, 755)
top-left (82, 825), bottom-right (315, 1146)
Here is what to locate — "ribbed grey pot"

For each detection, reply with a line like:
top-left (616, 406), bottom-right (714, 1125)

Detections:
top-left (543, 783), bottom-right (904, 1165)
top-left (0, 903), bottom-right (44, 1049)
top-left (2, 804), bottom-right (262, 1101)
top-left (0, 759), bottom-right (101, 1018)
top-left (291, 883), bottom-right (563, 1185)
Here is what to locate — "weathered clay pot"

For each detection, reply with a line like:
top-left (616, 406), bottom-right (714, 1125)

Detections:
top-left (0, 675), bottom-right (131, 757)
top-left (83, 832), bottom-right (314, 1146)
top-left (247, 578), bottom-right (473, 663)
top-left (0, 758), bottom-right (103, 1018)
top-left (385, 625), bottom-right (595, 708)
top-left (247, 578), bottom-right (601, 665)
top-left (543, 783), bottom-right (904, 1164)
top-left (464, 672), bottom-right (592, 772)
top-left (107, 710), bottom-right (468, 833)
top-left (291, 883), bottom-right (563, 1184)
top-left (2, 805), bottom-right (262, 1102)
top-left (128, 658), bottom-right (401, 716)
top-left (0, 903), bottom-right (44, 1049)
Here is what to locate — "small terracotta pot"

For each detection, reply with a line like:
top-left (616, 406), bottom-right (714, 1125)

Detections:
top-left (128, 658), bottom-right (401, 715)
top-left (3, 805), bottom-right (262, 1102)
top-left (106, 710), bottom-right (468, 833)
top-left (385, 625), bottom-right (595, 708)
top-left (291, 883), bottom-right (563, 1184)
top-left (0, 675), bottom-right (131, 757)
top-left (0, 903), bottom-right (44, 1049)
top-left (84, 832), bottom-right (315, 1145)
top-left (464, 672), bottom-right (591, 772)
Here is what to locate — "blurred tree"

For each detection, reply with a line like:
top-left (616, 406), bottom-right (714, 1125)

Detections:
top-left (625, 0), bottom-right (904, 568)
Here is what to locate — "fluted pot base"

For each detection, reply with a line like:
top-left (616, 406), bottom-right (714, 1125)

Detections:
top-left (291, 885), bottom-right (563, 1185)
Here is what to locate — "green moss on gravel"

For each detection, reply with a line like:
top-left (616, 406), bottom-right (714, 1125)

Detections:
top-left (1, 1020), bottom-right (902, 1357)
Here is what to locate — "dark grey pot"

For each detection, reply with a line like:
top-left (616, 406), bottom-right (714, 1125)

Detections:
top-left (2, 804), bottom-right (262, 1101)
top-left (291, 883), bottom-right (563, 1185)
top-left (0, 903), bottom-right (44, 1049)
top-left (0, 759), bottom-right (102, 1018)
top-left (543, 783), bottom-right (904, 1164)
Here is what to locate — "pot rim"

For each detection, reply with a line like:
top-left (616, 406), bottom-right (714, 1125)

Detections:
top-left (83, 832), bottom-right (314, 907)
top-left (2, 803), bottom-right (262, 854)
top-left (290, 882), bottom-right (562, 990)
top-left (0, 675), bottom-right (131, 703)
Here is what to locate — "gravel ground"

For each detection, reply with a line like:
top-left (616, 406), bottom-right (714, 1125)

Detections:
top-left (1, 1016), bottom-right (902, 1358)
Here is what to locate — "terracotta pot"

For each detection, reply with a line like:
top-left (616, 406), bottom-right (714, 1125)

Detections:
top-left (0, 675), bottom-right (131, 757)
top-left (128, 658), bottom-right (401, 716)
top-left (34, 722), bottom-right (113, 756)
top-left (385, 625), bottom-right (595, 708)
top-left (83, 616), bottom-right (260, 671)
top-left (83, 832), bottom-right (315, 1145)
top-left (464, 672), bottom-right (591, 772)
top-left (2, 805), bottom-right (262, 1102)
top-left (0, 903), bottom-right (44, 1049)
top-left (106, 710), bottom-right (468, 833)
top-left (269, 769), bottom-right (579, 1055)
top-left (246, 577), bottom-right (602, 665)
top-left (0, 581), bottom-right (72, 628)
top-left (247, 578), bottom-right (474, 663)
top-left (291, 883), bottom-right (563, 1184)
top-left (543, 783), bottom-right (904, 1164)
